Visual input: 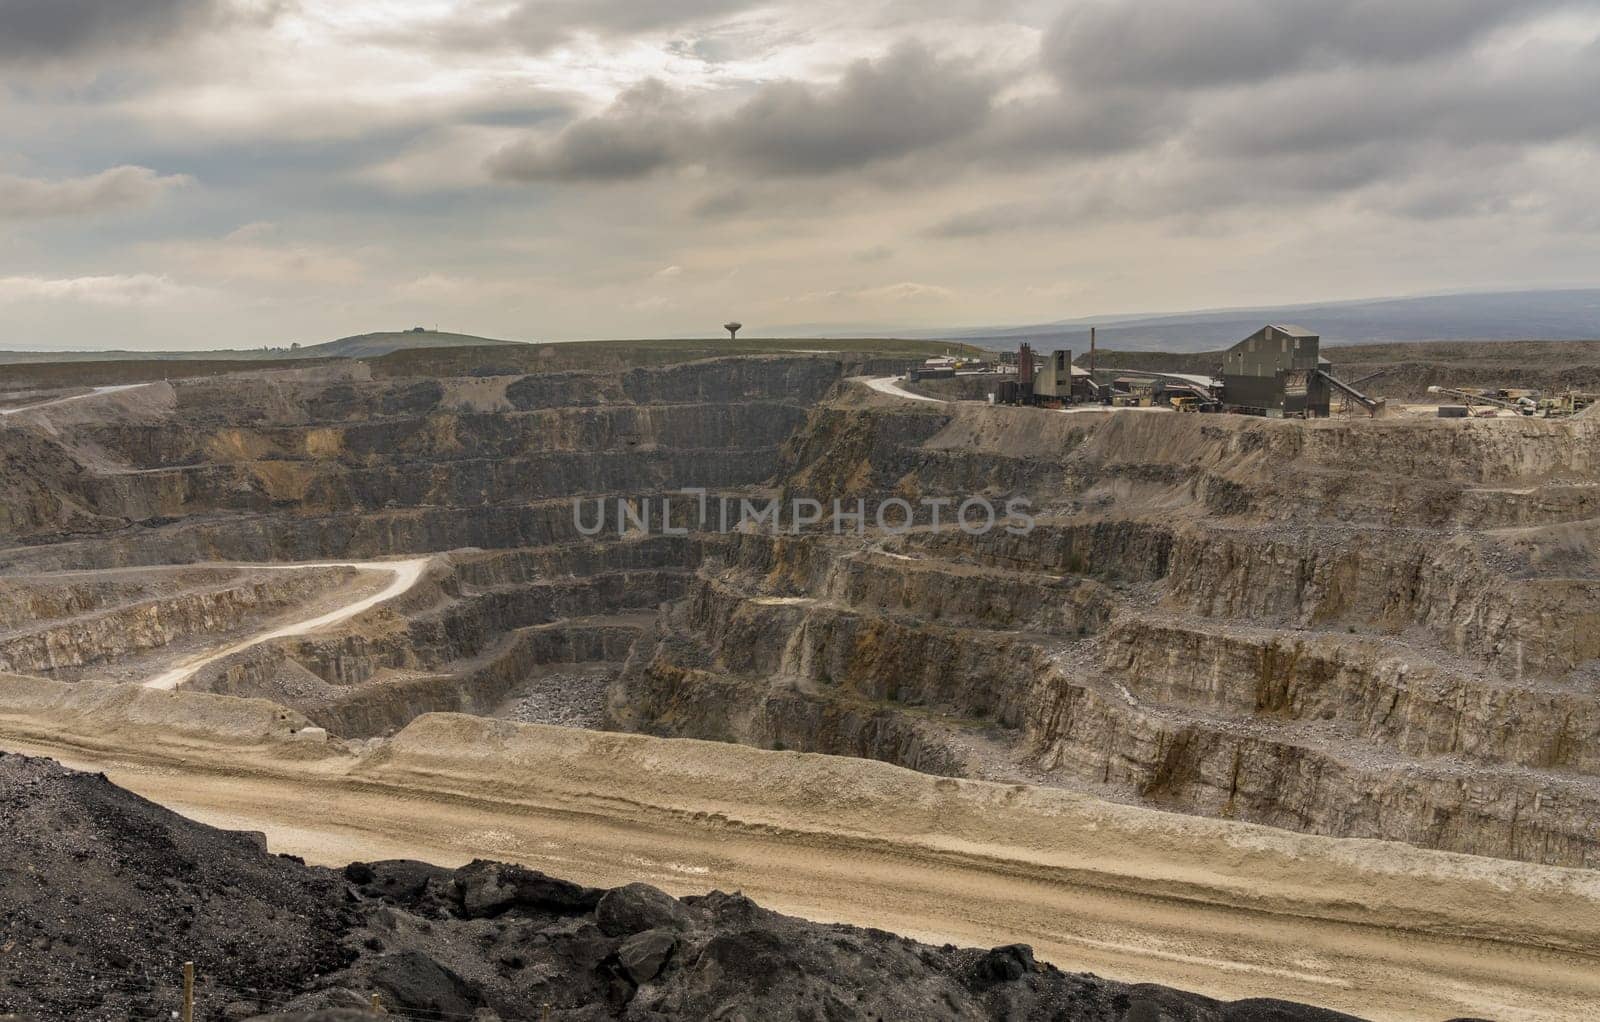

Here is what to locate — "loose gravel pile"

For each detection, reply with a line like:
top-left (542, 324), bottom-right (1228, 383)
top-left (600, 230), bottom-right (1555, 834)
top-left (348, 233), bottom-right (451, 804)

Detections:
top-left (499, 668), bottom-right (613, 730)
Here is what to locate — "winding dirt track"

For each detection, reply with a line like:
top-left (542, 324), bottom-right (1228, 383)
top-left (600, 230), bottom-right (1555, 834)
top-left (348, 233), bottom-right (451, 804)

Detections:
top-left (0, 384), bottom-right (153, 417)
top-left (2, 701), bottom-right (1597, 1022)
top-left (861, 375), bottom-right (948, 403)
top-left (140, 558), bottom-right (432, 690)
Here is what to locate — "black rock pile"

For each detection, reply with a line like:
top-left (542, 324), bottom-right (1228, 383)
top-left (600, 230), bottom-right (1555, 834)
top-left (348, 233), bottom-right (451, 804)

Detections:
top-left (1, 752), bottom-right (1369, 1021)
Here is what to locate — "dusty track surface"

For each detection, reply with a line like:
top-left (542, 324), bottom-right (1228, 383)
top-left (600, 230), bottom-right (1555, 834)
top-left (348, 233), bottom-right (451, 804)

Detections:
top-left (140, 558), bottom-right (431, 690)
top-left (0, 383), bottom-right (153, 417)
top-left (2, 684), bottom-right (1597, 1022)
top-left (861, 374), bottom-right (948, 402)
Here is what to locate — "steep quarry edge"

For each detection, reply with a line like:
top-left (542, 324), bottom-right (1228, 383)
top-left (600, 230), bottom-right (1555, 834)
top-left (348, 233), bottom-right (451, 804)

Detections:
top-left (2, 674), bottom-right (1597, 960)
top-left (3, 752), bottom-right (1361, 1022)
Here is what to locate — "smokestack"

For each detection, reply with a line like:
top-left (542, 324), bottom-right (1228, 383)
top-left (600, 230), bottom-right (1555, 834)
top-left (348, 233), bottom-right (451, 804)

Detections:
top-left (1089, 326), bottom-right (1097, 377)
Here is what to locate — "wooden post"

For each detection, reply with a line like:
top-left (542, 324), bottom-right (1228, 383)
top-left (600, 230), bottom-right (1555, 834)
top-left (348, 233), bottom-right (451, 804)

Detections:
top-left (181, 962), bottom-right (195, 1022)
top-left (370, 992), bottom-right (384, 1014)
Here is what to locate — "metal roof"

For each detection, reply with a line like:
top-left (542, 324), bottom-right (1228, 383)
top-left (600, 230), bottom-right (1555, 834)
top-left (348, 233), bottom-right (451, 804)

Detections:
top-left (1268, 324), bottom-right (1318, 338)
top-left (1163, 372), bottom-right (1222, 387)
top-left (1110, 369), bottom-right (1221, 388)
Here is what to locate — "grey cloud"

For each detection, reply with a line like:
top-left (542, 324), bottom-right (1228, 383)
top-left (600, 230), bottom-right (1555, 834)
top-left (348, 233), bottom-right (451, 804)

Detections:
top-left (690, 189), bottom-right (750, 220)
top-left (0, 165), bottom-right (189, 218)
top-left (507, 0), bottom-right (755, 39)
top-left (1374, 169), bottom-right (1522, 222)
top-left (430, 0), bottom-right (761, 54)
top-left (926, 200), bottom-right (1055, 239)
top-left (934, 140), bottom-right (1432, 236)
top-left (1043, 0), bottom-right (1568, 91)
top-left (490, 43), bottom-right (1000, 184)
top-left (975, 89), bottom-right (1183, 165)
top-left (928, 1), bottom-right (1600, 239)
top-left (925, 138), bottom-right (1508, 239)
top-left (1198, 38), bottom-right (1600, 158)
top-left (488, 81), bottom-right (691, 183)
top-left (715, 45), bottom-right (997, 174)
top-left (0, 0), bottom-right (228, 64)
top-left (664, 33), bottom-right (744, 65)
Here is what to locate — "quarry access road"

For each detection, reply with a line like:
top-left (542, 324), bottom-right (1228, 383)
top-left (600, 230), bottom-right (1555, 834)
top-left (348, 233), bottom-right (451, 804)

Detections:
top-left (140, 558), bottom-right (432, 690)
top-left (859, 374), bottom-right (1173, 413)
top-left (2, 702), bottom-right (1598, 1022)
top-left (0, 383), bottom-right (154, 417)
top-left (862, 375), bottom-right (948, 403)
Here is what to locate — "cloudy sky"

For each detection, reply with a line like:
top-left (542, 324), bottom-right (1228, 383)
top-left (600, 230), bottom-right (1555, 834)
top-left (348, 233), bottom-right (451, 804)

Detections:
top-left (1, 0), bottom-right (1597, 349)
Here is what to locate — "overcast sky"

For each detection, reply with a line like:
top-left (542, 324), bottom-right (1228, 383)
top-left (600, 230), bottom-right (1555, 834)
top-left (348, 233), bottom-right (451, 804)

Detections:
top-left (1, 0), bottom-right (1597, 349)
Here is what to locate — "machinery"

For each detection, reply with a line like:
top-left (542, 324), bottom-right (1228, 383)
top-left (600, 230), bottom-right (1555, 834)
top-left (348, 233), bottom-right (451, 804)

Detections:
top-left (1427, 385), bottom-right (1535, 415)
top-left (1320, 369), bottom-right (1386, 416)
top-left (1171, 394), bottom-right (1223, 413)
top-left (1537, 392), bottom-right (1598, 418)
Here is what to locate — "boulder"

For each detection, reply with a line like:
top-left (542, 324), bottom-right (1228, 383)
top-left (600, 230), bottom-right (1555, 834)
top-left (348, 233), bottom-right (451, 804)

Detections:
top-left (595, 883), bottom-right (689, 937)
top-left (618, 928), bottom-right (677, 984)
top-left (360, 859), bottom-right (458, 910)
top-left (454, 859), bottom-right (602, 918)
top-left (969, 944), bottom-right (1036, 986)
top-left (342, 862), bottom-right (375, 885)
top-left (366, 950), bottom-right (474, 1015)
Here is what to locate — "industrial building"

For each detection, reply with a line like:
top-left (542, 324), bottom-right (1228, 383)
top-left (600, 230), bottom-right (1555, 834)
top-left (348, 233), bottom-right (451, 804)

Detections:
top-left (1218, 325), bottom-right (1385, 418)
top-left (994, 343), bottom-right (1100, 406)
top-left (1219, 325), bottom-right (1331, 418)
top-left (990, 323), bottom-right (1382, 417)
top-left (1034, 349), bottom-right (1073, 400)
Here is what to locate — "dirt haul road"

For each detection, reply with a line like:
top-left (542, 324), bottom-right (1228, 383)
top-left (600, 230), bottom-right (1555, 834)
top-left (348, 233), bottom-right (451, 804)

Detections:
top-left (0, 383), bottom-right (154, 417)
top-left (1, 685), bottom-right (1598, 1022)
top-left (140, 558), bottom-right (432, 690)
top-left (861, 375), bottom-right (948, 403)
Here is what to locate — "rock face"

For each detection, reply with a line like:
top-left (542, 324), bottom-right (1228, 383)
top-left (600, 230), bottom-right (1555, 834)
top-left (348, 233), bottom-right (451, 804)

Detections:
top-left (0, 753), bottom-right (1362, 1022)
top-left (612, 402), bottom-right (1600, 868)
top-left (4, 351), bottom-right (1600, 868)
top-left (0, 565), bottom-right (362, 679)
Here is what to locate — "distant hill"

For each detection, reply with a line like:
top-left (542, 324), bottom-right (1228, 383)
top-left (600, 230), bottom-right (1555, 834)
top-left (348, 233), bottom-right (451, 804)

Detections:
top-left (0, 349), bottom-right (265, 365)
top-left (298, 330), bottom-right (525, 359)
top-left (916, 289), bottom-right (1600, 353)
top-left (0, 329), bottom-right (524, 365)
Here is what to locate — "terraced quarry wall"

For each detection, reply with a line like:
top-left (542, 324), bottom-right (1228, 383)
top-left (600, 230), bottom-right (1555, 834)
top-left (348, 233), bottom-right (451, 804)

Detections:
top-left (617, 399), bottom-right (1600, 867)
top-left (3, 355), bottom-right (1598, 869)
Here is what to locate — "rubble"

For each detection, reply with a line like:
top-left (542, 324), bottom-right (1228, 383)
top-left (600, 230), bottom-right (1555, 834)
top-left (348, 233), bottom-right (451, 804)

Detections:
top-left (0, 752), bottom-right (1363, 1022)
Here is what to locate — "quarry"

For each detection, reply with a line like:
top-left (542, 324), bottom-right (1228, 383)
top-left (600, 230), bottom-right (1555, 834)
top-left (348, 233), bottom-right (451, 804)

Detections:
top-left (4, 338), bottom-right (1600, 1021)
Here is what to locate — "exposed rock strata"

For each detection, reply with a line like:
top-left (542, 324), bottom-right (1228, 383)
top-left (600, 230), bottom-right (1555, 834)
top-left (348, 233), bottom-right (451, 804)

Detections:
top-left (4, 356), bottom-right (1600, 867)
